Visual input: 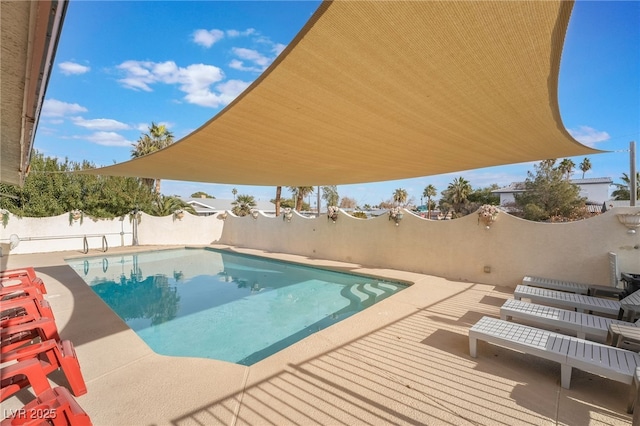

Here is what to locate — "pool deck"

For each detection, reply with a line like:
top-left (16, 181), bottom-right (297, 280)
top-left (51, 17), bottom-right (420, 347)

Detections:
top-left (1, 244), bottom-right (634, 425)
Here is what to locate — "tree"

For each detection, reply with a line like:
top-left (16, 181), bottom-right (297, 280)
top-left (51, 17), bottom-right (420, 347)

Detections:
top-left (339, 196), bottom-right (357, 209)
top-left (392, 188), bottom-right (408, 206)
top-left (322, 185), bottom-right (339, 208)
top-left (558, 158), bottom-right (575, 180)
top-left (514, 160), bottom-right (586, 221)
top-left (150, 195), bottom-right (195, 216)
top-left (191, 191), bottom-right (214, 199)
top-left (131, 122), bottom-right (174, 194)
top-left (423, 184), bottom-right (437, 219)
top-left (445, 177), bottom-right (472, 214)
top-left (612, 172), bottom-right (640, 200)
top-left (231, 194), bottom-right (257, 216)
top-left (232, 188), bottom-right (238, 200)
top-left (0, 150), bottom-right (157, 218)
top-left (579, 158), bottom-right (592, 179)
top-left (288, 186), bottom-right (314, 211)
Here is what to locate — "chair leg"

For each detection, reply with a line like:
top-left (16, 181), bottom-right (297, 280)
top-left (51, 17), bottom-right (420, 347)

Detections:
top-left (560, 364), bottom-right (572, 389)
top-left (1, 358), bottom-right (51, 402)
top-left (469, 336), bottom-right (477, 358)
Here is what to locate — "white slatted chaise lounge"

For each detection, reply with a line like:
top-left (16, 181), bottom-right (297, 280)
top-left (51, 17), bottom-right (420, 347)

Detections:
top-left (513, 285), bottom-right (621, 316)
top-left (522, 275), bottom-right (623, 298)
top-left (469, 316), bottom-right (640, 412)
top-left (500, 299), bottom-right (640, 341)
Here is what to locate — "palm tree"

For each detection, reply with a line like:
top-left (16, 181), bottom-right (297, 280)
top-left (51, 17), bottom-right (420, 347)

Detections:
top-left (231, 194), bottom-right (257, 216)
top-left (558, 158), bottom-right (575, 180)
top-left (131, 122), bottom-right (174, 193)
top-left (274, 186), bottom-right (282, 216)
top-left (392, 188), bottom-right (408, 206)
top-left (288, 186), bottom-right (314, 211)
top-left (579, 158), bottom-right (592, 179)
top-left (612, 172), bottom-right (640, 200)
top-left (232, 188), bottom-right (238, 200)
top-left (447, 177), bottom-right (471, 214)
top-left (423, 184), bottom-right (437, 219)
top-left (149, 195), bottom-right (194, 216)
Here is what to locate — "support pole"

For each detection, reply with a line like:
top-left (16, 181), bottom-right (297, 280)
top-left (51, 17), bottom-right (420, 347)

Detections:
top-left (631, 141), bottom-right (637, 207)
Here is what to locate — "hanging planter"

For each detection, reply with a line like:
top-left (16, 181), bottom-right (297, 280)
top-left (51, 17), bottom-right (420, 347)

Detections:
top-left (389, 207), bottom-right (403, 226)
top-left (283, 207), bottom-right (293, 222)
top-left (173, 209), bottom-right (185, 221)
top-left (327, 206), bottom-right (339, 223)
top-left (477, 204), bottom-right (499, 229)
top-left (69, 209), bottom-right (83, 226)
top-left (0, 209), bottom-right (9, 228)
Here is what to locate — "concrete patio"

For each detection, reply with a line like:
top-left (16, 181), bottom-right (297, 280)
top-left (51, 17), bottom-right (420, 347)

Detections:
top-left (1, 245), bottom-right (634, 425)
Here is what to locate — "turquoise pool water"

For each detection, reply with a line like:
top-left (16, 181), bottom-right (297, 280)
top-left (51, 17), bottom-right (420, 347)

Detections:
top-left (66, 248), bottom-right (407, 365)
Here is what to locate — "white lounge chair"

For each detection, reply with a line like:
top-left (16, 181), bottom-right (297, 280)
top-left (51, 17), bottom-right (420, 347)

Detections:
top-left (522, 275), bottom-right (623, 298)
top-left (500, 299), bottom-right (640, 341)
top-left (513, 285), bottom-right (621, 316)
top-left (469, 316), bottom-right (640, 412)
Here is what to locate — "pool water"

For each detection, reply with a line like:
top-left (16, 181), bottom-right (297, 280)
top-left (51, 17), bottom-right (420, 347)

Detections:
top-left (66, 248), bottom-right (407, 365)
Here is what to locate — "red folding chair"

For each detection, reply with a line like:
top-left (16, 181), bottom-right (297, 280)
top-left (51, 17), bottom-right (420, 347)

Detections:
top-left (1, 298), bottom-right (55, 325)
top-left (1, 386), bottom-right (92, 426)
top-left (2, 339), bottom-right (87, 397)
top-left (1, 268), bottom-right (46, 295)
top-left (1, 358), bottom-right (52, 402)
top-left (2, 317), bottom-right (61, 353)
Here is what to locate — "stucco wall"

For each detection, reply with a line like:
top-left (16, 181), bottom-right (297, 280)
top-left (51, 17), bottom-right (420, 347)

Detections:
top-left (2, 208), bottom-right (638, 289)
top-left (218, 207), bottom-right (640, 288)
top-left (0, 211), bottom-right (224, 256)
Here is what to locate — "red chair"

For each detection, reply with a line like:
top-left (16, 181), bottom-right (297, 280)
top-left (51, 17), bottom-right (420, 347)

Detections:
top-left (1, 268), bottom-right (46, 295)
top-left (2, 339), bottom-right (87, 397)
top-left (2, 317), bottom-right (61, 353)
top-left (1, 386), bottom-right (92, 426)
top-left (1, 358), bottom-right (52, 402)
top-left (1, 298), bottom-right (55, 325)
top-left (1, 285), bottom-right (45, 303)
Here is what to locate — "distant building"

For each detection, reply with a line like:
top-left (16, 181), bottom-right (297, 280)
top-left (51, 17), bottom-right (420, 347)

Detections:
top-left (492, 177), bottom-right (614, 207)
top-left (180, 198), bottom-right (275, 217)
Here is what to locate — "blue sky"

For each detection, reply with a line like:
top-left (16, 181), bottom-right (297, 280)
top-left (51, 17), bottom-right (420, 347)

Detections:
top-left (35, 0), bottom-right (639, 208)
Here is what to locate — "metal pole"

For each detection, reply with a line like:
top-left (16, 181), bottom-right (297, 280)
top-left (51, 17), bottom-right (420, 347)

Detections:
top-left (317, 185), bottom-right (321, 217)
top-left (631, 141), bottom-right (637, 207)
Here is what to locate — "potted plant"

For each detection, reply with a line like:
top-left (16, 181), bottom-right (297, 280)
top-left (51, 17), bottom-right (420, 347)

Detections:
top-left (477, 204), bottom-right (499, 229)
top-left (129, 209), bottom-right (142, 224)
top-left (389, 207), bottom-right (403, 225)
top-left (0, 209), bottom-right (9, 228)
top-left (173, 209), bottom-right (185, 221)
top-left (328, 206), bottom-right (339, 222)
top-left (69, 209), bottom-right (83, 225)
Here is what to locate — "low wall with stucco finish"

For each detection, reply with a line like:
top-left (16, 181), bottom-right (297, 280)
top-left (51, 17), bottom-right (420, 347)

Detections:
top-left (1, 208), bottom-right (638, 288)
top-left (218, 207), bottom-right (640, 288)
top-left (0, 211), bottom-right (224, 256)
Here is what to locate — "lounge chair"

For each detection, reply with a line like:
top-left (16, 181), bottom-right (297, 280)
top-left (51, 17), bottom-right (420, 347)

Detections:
top-left (1, 339), bottom-right (87, 397)
top-left (1, 297), bottom-right (56, 324)
top-left (500, 299), bottom-right (639, 341)
top-left (469, 316), bottom-right (640, 412)
top-left (1, 358), bottom-right (52, 402)
top-left (1, 316), bottom-right (61, 353)
top-left (522, 275), bottom-right (623, 298)
top-left (513, 285), bottom-right (622, 316)
top-left (1, 267), bottom-right (46, 295)
top-left (1, 386), bottom-right (92, 426)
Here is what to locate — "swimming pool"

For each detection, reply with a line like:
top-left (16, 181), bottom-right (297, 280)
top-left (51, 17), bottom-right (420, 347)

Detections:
top-left (66, 248), bottom-right (407, 365)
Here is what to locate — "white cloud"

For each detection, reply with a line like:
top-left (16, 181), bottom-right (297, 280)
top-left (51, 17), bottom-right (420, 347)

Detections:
top-left (117, 60), bottom-right (244, 108)
top-left (232, 47), bottom-right (270, 68)
top-left (272, 43), bottom-right (287, 56)
top-left (82, 132), bottom-right (132, 147)
top-left (228, 59), bottom-right (263, 73)
top-left (568, 126), bottom-right (610, 147)
top-left (71, 117), bottom-right (130, 131)
top-left (226, 28), bottom-right (256, 38)
top-left (193, 29), bottom-right (225, 48)
top-left (58, 61), bottom-right (90, 75)
top-left (41, 99), bottom-right (88, 117)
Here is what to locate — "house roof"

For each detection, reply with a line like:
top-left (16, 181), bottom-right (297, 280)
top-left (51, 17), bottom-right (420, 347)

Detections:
top-left (77, 1), bottom-right (601, 186)
top-left (1, 0), bottom-right (68, 186)
top-left (183, 198), bottom-right (275, 213)
top-left (493, 177), bottom-right (613, 194)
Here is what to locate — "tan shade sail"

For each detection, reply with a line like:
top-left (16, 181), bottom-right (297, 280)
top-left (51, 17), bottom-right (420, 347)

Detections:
top-left (83, 0), bottom-right (600, 186)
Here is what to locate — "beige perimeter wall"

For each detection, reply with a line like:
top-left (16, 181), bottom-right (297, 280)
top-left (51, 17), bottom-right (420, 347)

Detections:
top-left (1, 208), bottom-right (638, 289)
